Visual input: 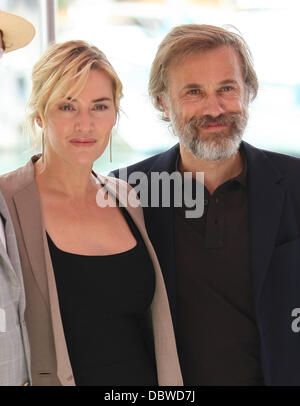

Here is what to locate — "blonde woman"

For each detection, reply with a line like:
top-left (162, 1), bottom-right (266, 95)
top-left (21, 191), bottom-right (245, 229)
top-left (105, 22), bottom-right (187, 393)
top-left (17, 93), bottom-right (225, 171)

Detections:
top-left (0, 41), bottom-right (182, 386)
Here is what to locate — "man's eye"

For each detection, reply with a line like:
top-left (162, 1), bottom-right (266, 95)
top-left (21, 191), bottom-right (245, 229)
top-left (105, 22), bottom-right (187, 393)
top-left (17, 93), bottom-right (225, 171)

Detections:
top-left (221, 86), bottom-right (233, 92)
top-left (188, 89), bottom-right (200, 95)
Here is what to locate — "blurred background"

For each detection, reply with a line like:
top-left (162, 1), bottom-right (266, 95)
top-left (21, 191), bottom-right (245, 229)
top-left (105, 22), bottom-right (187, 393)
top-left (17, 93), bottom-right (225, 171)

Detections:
top-left (1, 0), bottom-right (300, 175)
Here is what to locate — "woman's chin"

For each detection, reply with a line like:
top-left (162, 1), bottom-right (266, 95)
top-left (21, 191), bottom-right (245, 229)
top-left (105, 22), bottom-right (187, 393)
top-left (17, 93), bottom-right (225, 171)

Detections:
top-left (72, 149), bottom-right (103, 166)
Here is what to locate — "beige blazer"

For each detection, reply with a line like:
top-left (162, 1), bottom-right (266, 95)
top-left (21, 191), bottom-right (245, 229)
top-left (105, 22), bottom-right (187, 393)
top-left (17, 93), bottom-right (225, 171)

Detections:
top-left (0, 155), bottom-right (183, 386)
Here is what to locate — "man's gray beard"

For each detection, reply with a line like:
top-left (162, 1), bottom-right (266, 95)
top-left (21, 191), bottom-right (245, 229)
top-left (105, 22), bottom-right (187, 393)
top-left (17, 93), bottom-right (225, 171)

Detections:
top-left (170, 110), bottom-right (248, 161)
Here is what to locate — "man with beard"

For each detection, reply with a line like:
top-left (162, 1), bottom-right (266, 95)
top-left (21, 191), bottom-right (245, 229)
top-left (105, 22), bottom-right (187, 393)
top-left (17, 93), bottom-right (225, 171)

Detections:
top-left (0, 9), bottom-right (35, 385)
top-left (112, 24), bottom-right (300, 385)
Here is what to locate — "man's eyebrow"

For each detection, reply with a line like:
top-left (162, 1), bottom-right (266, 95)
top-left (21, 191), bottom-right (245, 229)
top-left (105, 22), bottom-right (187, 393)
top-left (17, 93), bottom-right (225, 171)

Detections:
top-left (181, 83), bottom-right (204, 91)
top-left (181, 79), bottom-right (240, 91)
top-left (218, 79), bottom-right (240, 86)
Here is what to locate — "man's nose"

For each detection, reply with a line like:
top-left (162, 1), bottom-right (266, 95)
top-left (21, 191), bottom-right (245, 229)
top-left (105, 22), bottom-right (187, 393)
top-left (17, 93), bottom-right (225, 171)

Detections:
top-left (200, 93), bottom-right (225, 117)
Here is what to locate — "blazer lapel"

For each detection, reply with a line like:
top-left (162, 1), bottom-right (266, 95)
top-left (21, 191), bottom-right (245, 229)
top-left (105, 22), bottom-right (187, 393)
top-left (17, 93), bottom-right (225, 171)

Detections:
top-left (13, 169), bottom-right (50, 309)
top-left (41, 229), bottom-right (75, 386)
top-left (244, 142), bottom-right (285, 313)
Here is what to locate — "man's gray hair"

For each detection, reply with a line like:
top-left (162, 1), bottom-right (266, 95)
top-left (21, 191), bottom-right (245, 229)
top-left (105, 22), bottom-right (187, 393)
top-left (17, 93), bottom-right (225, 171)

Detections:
top-left (149, 24), bottom-right (258, 121)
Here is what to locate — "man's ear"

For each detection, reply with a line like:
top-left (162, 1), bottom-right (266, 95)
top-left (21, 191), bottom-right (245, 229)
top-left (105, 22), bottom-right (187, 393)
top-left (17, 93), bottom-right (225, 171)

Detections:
top-left (36, 116), bottom-right (43, 128)
top-left (158, 94), bottom-right (170, 120)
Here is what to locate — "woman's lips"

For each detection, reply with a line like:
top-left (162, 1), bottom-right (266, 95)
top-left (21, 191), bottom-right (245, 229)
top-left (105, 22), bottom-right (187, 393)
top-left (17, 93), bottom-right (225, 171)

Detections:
top-left (70, 138), bottom-right (97, 147)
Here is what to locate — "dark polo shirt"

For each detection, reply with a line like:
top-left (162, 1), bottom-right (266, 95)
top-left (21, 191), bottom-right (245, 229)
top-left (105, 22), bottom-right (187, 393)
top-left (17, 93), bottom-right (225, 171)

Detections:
top-left (174, 148), bottom-right (265, 386)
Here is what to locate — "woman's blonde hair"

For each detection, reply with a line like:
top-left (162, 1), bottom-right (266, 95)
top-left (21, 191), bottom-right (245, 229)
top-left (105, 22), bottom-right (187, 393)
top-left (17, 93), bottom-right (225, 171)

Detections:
top-left (27, 40), bottom-right (123, 144)
top-left (149, 24), bottom-right (258, 121)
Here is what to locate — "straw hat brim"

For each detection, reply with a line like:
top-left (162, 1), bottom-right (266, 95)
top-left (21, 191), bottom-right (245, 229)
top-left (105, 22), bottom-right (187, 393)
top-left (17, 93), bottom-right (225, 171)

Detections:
top-left (0, 9), bottom-right (35, 53)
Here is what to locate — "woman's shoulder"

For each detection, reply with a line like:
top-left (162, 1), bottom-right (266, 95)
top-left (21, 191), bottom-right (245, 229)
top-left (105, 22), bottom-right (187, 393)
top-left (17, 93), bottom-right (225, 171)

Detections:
top-left (0, 156), bottom-right (36, 199)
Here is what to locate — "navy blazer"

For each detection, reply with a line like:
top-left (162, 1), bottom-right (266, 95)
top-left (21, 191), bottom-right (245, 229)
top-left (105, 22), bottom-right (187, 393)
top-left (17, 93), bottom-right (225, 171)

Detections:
top-left (112, 141), bottom-right (300, 385)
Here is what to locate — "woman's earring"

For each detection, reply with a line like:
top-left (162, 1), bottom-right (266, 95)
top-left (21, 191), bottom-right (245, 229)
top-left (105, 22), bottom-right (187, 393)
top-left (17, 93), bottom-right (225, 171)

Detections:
top-left (109, 134), bottom-right (112, 163)
top-left (42, 132), bottom-right (45, 163)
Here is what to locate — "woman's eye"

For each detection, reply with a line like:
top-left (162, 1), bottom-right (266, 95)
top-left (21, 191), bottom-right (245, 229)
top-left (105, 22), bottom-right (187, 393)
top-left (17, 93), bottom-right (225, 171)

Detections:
top-left (94, 104), bottom-right (107, 111)
top-left (59, 104), bottom-right (74, 111)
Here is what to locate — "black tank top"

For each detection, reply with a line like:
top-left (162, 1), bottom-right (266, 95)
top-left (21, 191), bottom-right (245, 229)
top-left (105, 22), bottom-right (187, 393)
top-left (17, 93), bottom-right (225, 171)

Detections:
top-left (46, 207), bottom-right (157, 385)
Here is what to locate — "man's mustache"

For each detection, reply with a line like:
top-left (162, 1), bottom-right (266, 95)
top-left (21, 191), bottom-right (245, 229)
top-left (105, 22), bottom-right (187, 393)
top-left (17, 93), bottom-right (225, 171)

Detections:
top-left (187, 113), bottom-right (244, 128)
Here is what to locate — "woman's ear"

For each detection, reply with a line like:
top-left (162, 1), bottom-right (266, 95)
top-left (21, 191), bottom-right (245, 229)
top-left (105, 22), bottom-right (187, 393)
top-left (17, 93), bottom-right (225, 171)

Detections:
top-left (113, 108), bottom-right (119, 127)
top-left (36, 116), bottom-right (43, 128)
